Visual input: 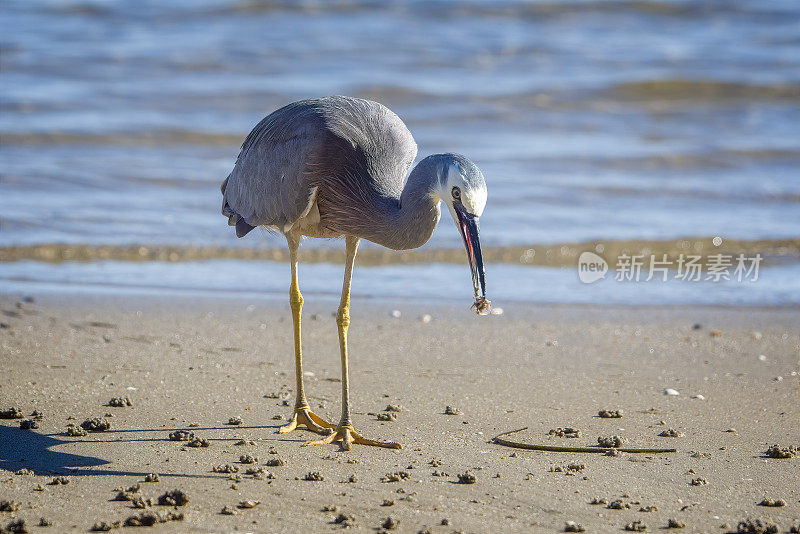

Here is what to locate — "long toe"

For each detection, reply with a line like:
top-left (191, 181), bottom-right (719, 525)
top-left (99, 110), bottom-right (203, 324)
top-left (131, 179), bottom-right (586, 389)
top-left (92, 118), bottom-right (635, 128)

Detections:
top-left (302, 424), bottom-right (401, 450)
top-left (278, 407), bottom-right (334, 435)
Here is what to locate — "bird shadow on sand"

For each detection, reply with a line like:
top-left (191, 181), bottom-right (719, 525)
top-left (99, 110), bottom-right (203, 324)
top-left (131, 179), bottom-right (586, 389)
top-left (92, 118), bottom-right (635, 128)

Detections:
top-left (0, 424), bottom-right (120, 477)
top-left (0, 424), bottom-right (299, 478)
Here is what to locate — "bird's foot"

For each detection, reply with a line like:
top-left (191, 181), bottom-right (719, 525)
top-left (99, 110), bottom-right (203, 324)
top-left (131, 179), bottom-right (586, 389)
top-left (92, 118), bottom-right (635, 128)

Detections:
top-left (302, 423), bottom-right (401, 451)
top-left (277, 405), bottom-right (334, 435)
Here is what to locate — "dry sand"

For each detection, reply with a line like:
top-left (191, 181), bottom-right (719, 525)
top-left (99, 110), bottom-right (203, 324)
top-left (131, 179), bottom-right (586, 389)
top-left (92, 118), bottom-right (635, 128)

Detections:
top-left (1, 291), bottom-right (798, 533)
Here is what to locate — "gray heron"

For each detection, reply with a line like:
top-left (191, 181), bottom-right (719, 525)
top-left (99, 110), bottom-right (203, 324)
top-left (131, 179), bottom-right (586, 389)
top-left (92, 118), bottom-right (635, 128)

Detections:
top-left (221, 96), bottom-right (489, 450)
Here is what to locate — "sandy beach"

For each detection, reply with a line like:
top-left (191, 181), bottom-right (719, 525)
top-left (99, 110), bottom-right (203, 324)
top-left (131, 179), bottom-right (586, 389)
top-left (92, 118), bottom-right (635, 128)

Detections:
top-left (1, 291), bottom-right (798, 533)
top-left (3, 0), bottom-right (800, 532)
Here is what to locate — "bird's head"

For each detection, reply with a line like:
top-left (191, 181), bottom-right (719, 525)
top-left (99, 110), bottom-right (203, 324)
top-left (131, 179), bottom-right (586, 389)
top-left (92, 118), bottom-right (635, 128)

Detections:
top-left (430, 154), bottom-right (488, 309)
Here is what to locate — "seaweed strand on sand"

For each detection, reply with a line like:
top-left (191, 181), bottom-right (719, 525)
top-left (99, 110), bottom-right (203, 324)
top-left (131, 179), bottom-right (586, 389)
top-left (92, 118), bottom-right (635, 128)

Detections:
top-left (492, 428), bottom-right (677, 454)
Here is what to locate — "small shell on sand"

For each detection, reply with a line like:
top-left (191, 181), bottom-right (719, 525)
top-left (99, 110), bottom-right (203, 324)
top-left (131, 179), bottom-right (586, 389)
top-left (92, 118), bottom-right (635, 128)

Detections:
top-left (81, 418), bottom-right (111, 432)
top-left (265, 458), bottom-right (285, 467)
top-left (334, 513), bottom-right (356, 527)
top-left (598, 436), bottom-right (626, 448)
top-left (0, 500), bottom-right (21, 512)
top-left (245, 467), bottom-right (273, 478)
top-left (443, 406), bottom-right (461, 415)
top-left (19, 419), bottom-right (39, 430)
top-left (132, 497), bottom-right (153, 509)
top-left (381, 471), bottom-right (410, 483)
top-left (667, 518), bottom-right (685, 529)
top-left (758, 498), bottom-right (786, 507)
top-left (765, 444), bottom-right (797, 458)
top-left (659, 429), bottom-right (684, 438)
top-left (737, 518), bottom-right (779, 533)
top-left (48, 477), bottom-right (69, 485)
top-left (565, 521), bottom-right (586, 532)
top-left (607, 499), bottom-right (630, 510)
top-left (457, 472), bottom-right (476, 484)
top-left (303, 472), bottom-right (324, 482)
top-left (144, 473), bottom-right (159, 482)
top-left (124, 511), bottom-right (184, 527)
top-left (113, 483), bottom-right (141, 501)
top-left (690, 477), bottom-right (708, 486)
top-left (3, 518), bottom-right (27, 533)
top-left (239, 455), bottom-right (257, 464)
top-left (664, 388), bottom-right (680, 396)
top-left (550, 463), bottom-right (585, 473)
top-left (66, 425), bottom-right (88, 437)
top-left (377, 413), bottom-right (397, 421)
top-left (550, 427), bottom-right (581, 438)
top-left (220, 505), bottom-right (236, 515)
top-left (227, 416), bottom-right (243, 425)
top-left (168, 430), bottom-right (193, 442)
top-left (382, 516), bottom-right (399, 530)
top-left (598, 409), bottom-right (623, 418)
top-left (108, 396), bottom-right (132, 407)
top-left (213, 465), bottom-right (238, 474)
top-left (385, 404), bottom-right (404, 412)
top-left (0, 407), bottom-right (24, 419)
top-left (187, 438), bottom-right (209, 448)
top-left (625, 520), bottom-right (647, 531)
top-left (238, 500), bottom-right (260, 509)
top-left (157, 489), bottom-right (189, 506)
top-left (91, 521), bottom-right (121, 531)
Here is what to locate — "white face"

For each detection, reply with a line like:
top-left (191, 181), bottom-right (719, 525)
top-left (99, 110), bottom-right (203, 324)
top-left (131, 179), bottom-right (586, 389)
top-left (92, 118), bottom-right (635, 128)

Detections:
top-left (442, 161), bottom-right (487, 220)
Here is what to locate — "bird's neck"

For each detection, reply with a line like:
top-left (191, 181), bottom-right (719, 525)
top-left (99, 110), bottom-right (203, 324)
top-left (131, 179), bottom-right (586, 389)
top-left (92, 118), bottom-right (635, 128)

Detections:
top-left (367, 165), bottom-right (442, 251)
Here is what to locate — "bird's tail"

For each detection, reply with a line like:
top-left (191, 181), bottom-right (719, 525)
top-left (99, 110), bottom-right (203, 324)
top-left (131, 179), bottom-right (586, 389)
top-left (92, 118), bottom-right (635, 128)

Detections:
top-left (220, 176), bottom-right (255, 238)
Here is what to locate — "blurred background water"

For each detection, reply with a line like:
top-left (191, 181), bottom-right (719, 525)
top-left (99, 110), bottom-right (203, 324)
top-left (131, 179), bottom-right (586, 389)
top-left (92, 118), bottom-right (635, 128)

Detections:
top-left (1, 0), bottom-right (799, 305)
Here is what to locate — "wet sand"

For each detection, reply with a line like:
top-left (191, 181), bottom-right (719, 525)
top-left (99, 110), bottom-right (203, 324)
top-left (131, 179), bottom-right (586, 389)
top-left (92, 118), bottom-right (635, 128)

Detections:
top-left (1, 292), bottom-right (798, 532)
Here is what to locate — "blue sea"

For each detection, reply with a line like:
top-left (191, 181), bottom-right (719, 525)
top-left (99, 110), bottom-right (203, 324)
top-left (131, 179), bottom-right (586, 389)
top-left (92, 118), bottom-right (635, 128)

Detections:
top-left (2, 0), bottom-right (799, 306)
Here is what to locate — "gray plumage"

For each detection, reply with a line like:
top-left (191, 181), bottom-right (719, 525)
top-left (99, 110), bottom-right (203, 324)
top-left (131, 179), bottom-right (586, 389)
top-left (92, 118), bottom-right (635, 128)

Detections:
top-left (221, 96), bottom-right (484, 250)
top-left (219, 96), bottom-right (489, 449)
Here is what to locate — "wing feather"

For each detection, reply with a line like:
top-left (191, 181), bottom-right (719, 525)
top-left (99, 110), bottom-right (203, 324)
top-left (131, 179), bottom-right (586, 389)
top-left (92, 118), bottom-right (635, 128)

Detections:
top-left (220, 96), bottom-right (417, 236)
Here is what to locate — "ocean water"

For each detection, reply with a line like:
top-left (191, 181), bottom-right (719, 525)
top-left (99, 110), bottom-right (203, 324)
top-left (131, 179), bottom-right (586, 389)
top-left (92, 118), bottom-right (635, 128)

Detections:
top-left (1, 0), bottom-right (799, 305)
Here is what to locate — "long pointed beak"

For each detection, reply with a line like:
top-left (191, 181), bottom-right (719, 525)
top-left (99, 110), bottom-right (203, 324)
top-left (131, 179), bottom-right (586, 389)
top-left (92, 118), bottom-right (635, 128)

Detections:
top-left (455, 201), bottom-right (486, 300)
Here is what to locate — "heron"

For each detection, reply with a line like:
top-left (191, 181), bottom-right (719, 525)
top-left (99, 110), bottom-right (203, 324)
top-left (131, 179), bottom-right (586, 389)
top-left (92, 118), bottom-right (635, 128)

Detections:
top-left (221, 96), bottom-right (489, 450)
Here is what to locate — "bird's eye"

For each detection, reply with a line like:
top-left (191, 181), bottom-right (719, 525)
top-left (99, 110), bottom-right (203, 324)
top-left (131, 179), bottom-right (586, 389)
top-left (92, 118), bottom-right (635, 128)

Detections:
top-left (451, 187), bottom-right (461, 200)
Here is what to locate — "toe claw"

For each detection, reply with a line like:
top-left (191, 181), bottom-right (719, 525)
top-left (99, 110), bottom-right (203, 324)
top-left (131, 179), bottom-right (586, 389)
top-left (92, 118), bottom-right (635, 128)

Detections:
top-left (302, 433), bottom-right (337, 447)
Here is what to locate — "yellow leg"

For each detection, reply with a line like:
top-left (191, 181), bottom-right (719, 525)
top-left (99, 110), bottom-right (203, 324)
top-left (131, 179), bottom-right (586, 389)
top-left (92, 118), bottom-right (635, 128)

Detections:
top-left (278, 232), bottom-right (334, 436)
top-left (303, 236), bottom-right (401, 451)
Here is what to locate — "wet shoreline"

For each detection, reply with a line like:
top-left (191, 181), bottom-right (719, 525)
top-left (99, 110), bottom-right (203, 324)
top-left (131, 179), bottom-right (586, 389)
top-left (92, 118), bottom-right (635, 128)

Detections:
top-left (2, 236), bottom-right (798, 268)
